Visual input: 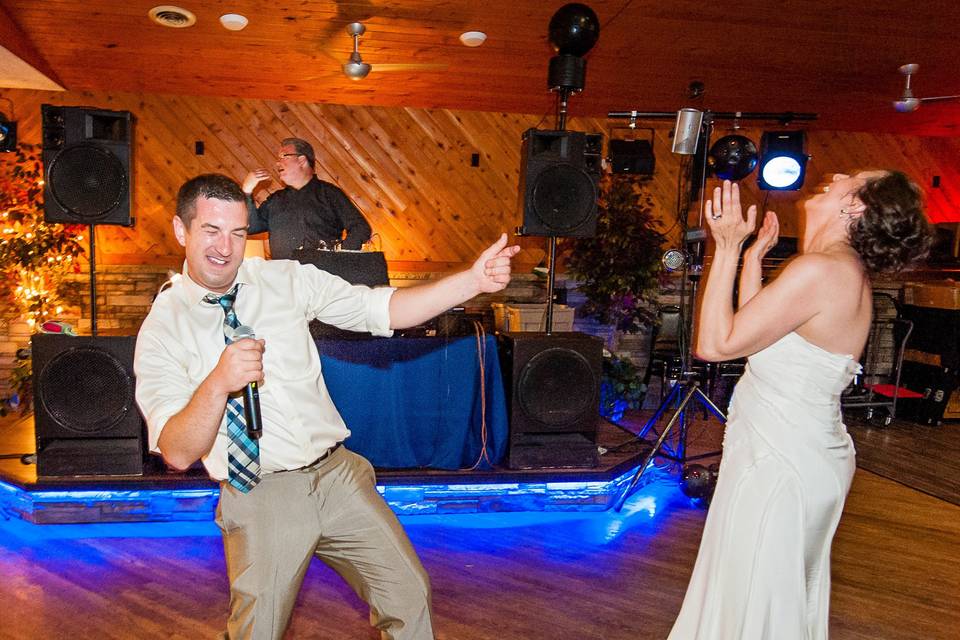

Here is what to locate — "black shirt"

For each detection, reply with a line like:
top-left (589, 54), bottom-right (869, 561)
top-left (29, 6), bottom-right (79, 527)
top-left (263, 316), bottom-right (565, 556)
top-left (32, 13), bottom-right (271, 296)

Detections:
top-left (246, 177), bottom-right (372, 259)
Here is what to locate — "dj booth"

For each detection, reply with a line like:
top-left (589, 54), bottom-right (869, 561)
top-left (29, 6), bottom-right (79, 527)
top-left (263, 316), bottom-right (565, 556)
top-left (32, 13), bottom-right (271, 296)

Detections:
top-left (296, 249), bottom-right (508, 469)
top-left (317, 334), bottom-right (508, 470)
top-left (294, 248), bottom-right (390, 286)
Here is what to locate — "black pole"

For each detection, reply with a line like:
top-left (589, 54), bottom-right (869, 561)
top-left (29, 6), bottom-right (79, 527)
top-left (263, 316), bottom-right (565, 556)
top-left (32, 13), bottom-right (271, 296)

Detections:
top-left (556, 87), bottom-right (571, 132)
top-left (544, 87), bottom-right (575, 335)
top-left (89, 224), bottom-right (97, 336)
top-left (545, 237), bottom-right (557, 335)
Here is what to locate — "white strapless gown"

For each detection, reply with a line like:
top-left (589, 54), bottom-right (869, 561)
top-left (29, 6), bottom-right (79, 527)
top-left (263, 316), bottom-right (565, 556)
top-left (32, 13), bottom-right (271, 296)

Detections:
top-left (668, 332), bottom-right (860, 640)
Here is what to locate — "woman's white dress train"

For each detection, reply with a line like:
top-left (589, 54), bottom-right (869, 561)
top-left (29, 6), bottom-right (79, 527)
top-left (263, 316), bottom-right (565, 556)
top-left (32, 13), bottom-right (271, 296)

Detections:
top-left (668, 332), bottom-right (860, 640)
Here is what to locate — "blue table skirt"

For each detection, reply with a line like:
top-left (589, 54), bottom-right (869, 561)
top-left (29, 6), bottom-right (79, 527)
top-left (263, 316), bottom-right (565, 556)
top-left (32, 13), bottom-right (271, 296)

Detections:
top-left (316, 334), bottom-right (508, 470)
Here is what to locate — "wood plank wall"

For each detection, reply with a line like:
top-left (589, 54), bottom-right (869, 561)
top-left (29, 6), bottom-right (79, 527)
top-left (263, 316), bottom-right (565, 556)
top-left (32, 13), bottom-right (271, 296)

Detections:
top-left (2, 88), bottom-right (957, 276)
top-left (1, 88), bottom-right (958, 401)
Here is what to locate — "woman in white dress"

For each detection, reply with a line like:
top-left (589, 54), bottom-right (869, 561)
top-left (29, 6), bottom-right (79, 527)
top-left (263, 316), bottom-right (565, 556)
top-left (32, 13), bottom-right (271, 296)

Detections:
top-left (668, 172), bottom-right (932, 640)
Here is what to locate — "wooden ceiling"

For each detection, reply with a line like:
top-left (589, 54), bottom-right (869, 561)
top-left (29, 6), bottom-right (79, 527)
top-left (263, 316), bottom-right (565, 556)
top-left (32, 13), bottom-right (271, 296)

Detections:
top-left (2, 0), bottom-right (960, 136)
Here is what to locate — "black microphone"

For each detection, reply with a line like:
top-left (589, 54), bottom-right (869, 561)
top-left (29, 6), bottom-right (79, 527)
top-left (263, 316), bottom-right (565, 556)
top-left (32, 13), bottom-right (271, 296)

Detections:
top-left (230, 325), bottom-right (262, 440)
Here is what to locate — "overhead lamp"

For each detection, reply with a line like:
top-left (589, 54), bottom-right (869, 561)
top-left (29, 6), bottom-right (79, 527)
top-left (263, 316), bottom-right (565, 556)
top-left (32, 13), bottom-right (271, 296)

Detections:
top-left (0, 116), bottom-right (17, 153)
top-left (707, 134), bottom-right (758, 181)
top-left (219, 13), bottom-right (249, 31)
top-left (459, 31), bottom-right (487, 47)
top-left (758, 131), bottom-right (807, 190)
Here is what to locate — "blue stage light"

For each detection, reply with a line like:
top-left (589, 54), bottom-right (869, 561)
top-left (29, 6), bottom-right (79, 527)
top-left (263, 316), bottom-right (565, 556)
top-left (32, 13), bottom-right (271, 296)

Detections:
top-left (758, 131), bottom-right (807, 190)
top-left (0, 118), bottom-right (16, 152)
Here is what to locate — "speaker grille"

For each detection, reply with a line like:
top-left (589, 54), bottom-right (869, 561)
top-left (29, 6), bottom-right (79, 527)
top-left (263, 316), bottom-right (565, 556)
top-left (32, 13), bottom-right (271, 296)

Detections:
top-left (48, 143), bottom-right (126, 220)
top-left (517, 346), bottom-right (596, 427)
top-left (38, 346), bottom-right (135, 434)
top-left (530, 164), bottom-right (597, 234)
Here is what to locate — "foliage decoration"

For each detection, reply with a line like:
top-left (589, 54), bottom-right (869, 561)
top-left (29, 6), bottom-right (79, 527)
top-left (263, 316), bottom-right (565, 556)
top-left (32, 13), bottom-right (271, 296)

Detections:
top-left (599, 353), bottom-right (646, 422)
top-left (0, 142), bottom-right (86, 411)
top-left (563, 173), bottom-right (667, 334)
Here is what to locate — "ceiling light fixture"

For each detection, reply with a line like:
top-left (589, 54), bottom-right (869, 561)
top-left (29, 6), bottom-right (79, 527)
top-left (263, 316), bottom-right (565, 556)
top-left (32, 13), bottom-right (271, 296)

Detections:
top-left (459, 31), bottom-right (487, 47)
top-left (219, 14), bottom-right (248, 31)
top-left (148, 5), bottom-right (197, 28)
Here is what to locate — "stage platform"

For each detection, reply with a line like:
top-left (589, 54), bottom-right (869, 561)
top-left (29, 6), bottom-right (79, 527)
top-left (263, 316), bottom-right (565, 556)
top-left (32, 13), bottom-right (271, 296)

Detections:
top-left (0, 413), bottom-right (660, 524)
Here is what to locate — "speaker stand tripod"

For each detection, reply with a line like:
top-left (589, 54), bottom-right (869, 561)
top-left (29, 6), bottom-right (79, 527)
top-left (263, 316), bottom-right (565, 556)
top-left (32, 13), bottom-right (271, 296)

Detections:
top-left (613, 122), bottom-right (727, 512)
top-left (613, 372), bottom-right (726, 511)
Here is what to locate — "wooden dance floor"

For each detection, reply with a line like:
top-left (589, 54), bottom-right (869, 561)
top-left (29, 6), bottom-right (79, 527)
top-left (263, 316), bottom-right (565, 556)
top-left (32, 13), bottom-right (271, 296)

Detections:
top-left (1, 411), bottom-right (958, 639)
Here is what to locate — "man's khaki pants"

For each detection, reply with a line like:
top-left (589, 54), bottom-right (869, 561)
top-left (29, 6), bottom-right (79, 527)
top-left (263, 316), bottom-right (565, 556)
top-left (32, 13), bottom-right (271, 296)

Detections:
top-left (216, 446), bottom-right (433, 640)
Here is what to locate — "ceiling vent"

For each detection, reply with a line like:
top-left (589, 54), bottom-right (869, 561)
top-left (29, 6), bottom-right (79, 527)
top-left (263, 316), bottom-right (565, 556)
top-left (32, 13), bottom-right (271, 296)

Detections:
top-left (148, 5), bottom-right (197, 28)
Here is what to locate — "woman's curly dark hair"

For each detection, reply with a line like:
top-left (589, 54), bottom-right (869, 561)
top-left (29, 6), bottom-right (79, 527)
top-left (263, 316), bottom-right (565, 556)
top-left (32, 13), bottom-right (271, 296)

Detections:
top-left (848, 171), bottom-right (933, 274)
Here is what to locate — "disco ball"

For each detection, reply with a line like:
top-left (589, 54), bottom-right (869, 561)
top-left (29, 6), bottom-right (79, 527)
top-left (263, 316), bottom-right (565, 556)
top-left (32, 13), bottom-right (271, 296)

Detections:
top-left (708, 134), bottom-right (758, 181)
top-left (548, 3), bottom-right (600, 56)
top-left (680, 464), bottom-right (714, 500)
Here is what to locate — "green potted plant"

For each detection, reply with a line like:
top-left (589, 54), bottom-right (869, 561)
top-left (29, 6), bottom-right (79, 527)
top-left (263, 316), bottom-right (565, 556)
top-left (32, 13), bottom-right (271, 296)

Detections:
top-left (563, 173), bottom-right (667, 333)
top-left (600, 351), bottom-right (646, 422)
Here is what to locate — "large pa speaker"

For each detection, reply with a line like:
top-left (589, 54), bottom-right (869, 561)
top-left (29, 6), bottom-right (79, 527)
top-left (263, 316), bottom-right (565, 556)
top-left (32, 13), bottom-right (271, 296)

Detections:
top-left (41, 104), bottom-right (134, 226)
top-left (498, 332), bottom-right (602, 469)
top-left (517, 129), bottom-right (602, 237)
top-left (32, 334), bottom-right (144, 476)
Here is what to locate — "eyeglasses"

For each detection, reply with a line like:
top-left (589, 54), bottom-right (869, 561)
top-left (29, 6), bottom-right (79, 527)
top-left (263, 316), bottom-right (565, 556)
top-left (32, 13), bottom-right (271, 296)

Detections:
top-left (277, 153), bottom-right (302, 160)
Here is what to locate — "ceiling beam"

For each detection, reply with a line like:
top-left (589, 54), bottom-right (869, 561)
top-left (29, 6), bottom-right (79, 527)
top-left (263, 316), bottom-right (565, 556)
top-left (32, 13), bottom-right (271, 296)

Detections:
top-left (0, 2), bottom-right (64, 91)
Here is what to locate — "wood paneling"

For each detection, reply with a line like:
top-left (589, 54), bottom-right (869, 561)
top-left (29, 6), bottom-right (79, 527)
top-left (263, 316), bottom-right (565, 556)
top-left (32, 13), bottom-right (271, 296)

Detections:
top-left (1, 88), bottom-right (956, 275)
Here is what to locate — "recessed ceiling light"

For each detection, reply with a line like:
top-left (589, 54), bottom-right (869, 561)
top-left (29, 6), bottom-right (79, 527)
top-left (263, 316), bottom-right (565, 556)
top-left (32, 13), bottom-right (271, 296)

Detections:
top-left (219, 13), bottom-right (249, 31)
top-left (459, 31), bottom-right (487, 47)
top-left (148, 5), bottom-right (196, 28)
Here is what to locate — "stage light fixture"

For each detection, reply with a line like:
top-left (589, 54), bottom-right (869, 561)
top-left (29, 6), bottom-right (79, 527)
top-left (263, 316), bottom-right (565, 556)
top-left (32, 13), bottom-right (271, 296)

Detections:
top-left (707, 134), bottom-right (758, 181)
top-left (0, 116), bottom-right (17, 152)
top-left (758, 131), bottom-right (807, 190)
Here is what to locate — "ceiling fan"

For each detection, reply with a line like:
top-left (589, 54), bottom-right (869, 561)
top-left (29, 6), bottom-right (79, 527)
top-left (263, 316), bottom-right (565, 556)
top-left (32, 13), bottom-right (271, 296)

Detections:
top-left (342, 22), bottom-right (446, 80)
top-left (893, 63), bottom-right (960, 112)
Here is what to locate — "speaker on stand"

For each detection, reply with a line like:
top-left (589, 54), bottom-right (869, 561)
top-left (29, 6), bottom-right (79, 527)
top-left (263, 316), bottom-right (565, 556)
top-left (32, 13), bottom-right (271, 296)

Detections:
top-left (32, 334), bottom-right (145, 477)
top-left (498, 332), bottom-right (603, 469)
top-left (42, 104), bottom-right (135, 335)
top-left (517, 128), bottom-right (602, 238)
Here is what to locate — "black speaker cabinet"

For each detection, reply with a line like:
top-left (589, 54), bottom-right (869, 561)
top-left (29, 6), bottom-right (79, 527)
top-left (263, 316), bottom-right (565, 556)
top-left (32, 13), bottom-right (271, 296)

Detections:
top-left (32, 334), bottom-right (144, 476)
top-left (499, 332), bottom-right (602, 469)
top-left (609, 139), bottom-right (655, 175)
top-left (41, 104), bottom-right (134, 226)
top-left (517, 129), bottom-right (602, 237)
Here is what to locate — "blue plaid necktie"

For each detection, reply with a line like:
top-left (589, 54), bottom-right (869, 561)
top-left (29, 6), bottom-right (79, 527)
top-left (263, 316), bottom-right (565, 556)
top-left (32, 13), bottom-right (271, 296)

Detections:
top-left (203, 284), bottom-right (262, 493)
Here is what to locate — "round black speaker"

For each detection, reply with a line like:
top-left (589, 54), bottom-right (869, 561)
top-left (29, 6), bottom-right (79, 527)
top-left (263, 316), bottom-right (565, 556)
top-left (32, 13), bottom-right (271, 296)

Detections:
top-left (517, 346), bottom-right (596, 426)
top-left (47, 143), bottom-right (127, 221)
top-left (37, 345), bottom-right (134, 434)
top-left (530, 163), bottom-right (597, 234)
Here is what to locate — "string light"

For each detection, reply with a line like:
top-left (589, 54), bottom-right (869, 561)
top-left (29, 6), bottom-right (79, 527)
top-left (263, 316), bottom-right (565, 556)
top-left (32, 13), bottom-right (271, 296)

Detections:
top-left (0, 143), bottom-right (86, 338)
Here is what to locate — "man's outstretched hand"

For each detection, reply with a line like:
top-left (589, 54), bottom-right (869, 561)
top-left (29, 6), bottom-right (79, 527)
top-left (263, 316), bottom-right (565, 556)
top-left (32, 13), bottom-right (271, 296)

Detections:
top-left (472, 233), bottom-right (521, 293)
